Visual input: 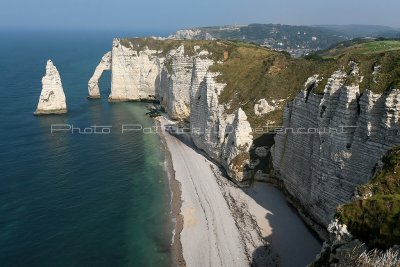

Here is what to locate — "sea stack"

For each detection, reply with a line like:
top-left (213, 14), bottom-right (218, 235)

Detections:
top-left (34, 60), bottom-right (67, 115)
top-left (88, 51), bottom-right (111, 99)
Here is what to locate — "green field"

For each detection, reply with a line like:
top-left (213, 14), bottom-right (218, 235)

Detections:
top-left (319, 39), bottom-right (400, 58)
top-left (360, 40), bottom-right (400, 53)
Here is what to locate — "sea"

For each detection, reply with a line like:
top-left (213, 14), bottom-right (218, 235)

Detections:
top-left (0, 29), bottom-right (173, 267)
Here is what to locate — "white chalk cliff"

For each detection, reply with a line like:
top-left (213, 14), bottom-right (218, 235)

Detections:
top-left (271, 69), bottom-right (400, 227)
top-left (88, 51), bottom-right (111, 98)
top-left (109, 39), bottom-right (163, 101)
top-left (105, 38), bottom-right (254, 181)
top-left (34, 60), bottom-right (67, 115)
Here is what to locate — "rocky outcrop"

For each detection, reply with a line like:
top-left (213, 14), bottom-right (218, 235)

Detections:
top-left (271, 69), bottom-right (400, 227)
top-left (34, 60), bottom-right (67, 115)
top-left (88, 51), bottom-right (111, 99)
top-left (254, 99), bottom-right (276, 116)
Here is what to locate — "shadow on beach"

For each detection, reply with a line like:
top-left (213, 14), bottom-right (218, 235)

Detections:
top-left (162, 122), bottom-right (322, 266)
top-left (245, 183), bottom-right (322, 267)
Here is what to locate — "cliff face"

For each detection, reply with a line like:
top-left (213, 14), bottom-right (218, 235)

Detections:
top-left (109, 39), bottom-right (162, 101)
top-left (108, 38), bottom-right (254, 181)
top-left (34, 60), bottom-right (67, 115)
top-left (161, 45), bottom-right (193, 119)
top-left (190, 70), bottom-right (253, 182)
top-left (271, 70), bottom-right (400, 227)
top-left (109, 39), bottom-right (196, 120)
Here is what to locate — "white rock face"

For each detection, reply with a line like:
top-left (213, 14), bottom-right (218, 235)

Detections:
top-left (109, 39), bottom-right (194, 120)
top-left (161, 45), bottom-right (194, 119)
top-left (327, 219), bottom-right (352, 246)
top-left (109, 39), bottom-right (163, 101)
top-left (271, 70), bottom-right (400, 227)
top-left (254, 99), bottom-right (276, 116)
top-left (88, 51), bottom-right (111, 98)
top-left (34, 60), bottom-right (67, 115)
top-left (190, 70), bottom-right (253, 182)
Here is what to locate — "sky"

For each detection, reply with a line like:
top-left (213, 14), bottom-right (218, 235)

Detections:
top-left (1, 0), bottom-right (399, 33)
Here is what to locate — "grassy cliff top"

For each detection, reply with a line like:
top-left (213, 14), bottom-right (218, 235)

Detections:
top-left (337, 147), bottom-right (400, 249)
top-left (118, 37), bottom-right (234, 60)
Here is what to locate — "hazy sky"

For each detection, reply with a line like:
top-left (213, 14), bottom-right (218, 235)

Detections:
top-left (1, 0), bottom-right (399, 32)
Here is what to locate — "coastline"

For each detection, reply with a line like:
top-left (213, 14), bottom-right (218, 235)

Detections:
top-left (156, 119), bottom-right (186, 267)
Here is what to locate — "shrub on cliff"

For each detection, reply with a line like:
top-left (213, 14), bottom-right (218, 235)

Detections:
top-left (341, 245), bottom-right (400, 267)
top-left (337, 146), bottom-right (400, 249)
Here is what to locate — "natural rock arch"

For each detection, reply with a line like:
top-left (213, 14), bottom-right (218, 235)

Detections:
top-left (88, 51), bottom-right (111, 99)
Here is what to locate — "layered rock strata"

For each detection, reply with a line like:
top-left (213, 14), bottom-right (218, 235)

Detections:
top-left (34, 60), bottom-right (67, 115)
top-left (271, 70), bottom-right (400, 227)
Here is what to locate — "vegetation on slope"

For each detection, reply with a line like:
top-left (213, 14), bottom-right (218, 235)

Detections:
top-left (210, 43), bottom-right (336, 128)
top-left (337, 146), bottom-right (400, 249)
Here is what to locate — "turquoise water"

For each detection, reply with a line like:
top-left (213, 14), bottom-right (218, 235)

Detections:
top-left (0, 30), bottom-right (172, 266)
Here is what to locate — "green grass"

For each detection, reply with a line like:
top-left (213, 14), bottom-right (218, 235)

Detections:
top-left (319, 40), bottom-right (400, 58)
top-left (360, 40), bottom-right (400, 54)
top-left (337, 147), bottom-right (400, 249)
top-left (358, 146), bottom-right (400, 196)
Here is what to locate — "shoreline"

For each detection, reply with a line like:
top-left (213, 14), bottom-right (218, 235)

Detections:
top-left (156, 119), bottom-right (186, 267)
